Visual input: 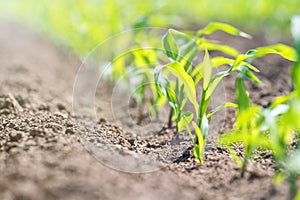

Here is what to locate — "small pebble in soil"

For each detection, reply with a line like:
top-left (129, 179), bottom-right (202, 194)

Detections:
top-left (9, 131), bottom-right (22, 142)
top-left (57, 103), bottom-right (66, 110)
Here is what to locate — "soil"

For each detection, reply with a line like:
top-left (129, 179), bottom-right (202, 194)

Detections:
top-left (0, 21), bottom-right (294, 200)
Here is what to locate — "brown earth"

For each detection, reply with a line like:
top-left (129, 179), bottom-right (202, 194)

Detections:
top-left (0, 21), bottom-right (294, 200)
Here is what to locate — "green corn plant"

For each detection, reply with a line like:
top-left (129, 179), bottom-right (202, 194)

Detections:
top-left (219, 49), bottom-right (296, 174)
top-left (100, 23), bottom-right (258, 128)
top-left (194, 43), bottom-right (294, 164)
top-left (109, 39), bottom-right (168, 119)
top-left (154, 23), bottom-right (263, 163)
top-left (112, 23), bottom-right (249, 134)
top-left (219, 15), bottom-right (300, 199)
top-left (271, 15), bottom-right (300, 199)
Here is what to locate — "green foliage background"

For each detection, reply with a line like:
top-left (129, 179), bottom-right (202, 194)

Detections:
top-left (0, 0), bottom-right (299, 57)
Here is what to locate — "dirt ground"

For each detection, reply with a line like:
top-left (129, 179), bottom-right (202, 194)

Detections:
top-left (0, 21), bottom-right (294, 200)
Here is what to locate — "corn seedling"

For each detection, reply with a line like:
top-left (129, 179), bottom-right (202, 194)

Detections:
top-left (155, 23), bottom-right (268, 164)
top-left (219, 15), bottom-right (300, 199)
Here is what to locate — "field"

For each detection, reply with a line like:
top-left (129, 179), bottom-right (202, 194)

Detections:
top-left (0, 1), bottom-right (300, 200)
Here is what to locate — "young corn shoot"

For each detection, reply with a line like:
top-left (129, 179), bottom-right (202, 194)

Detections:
top-left (219, 15), bottom-right (300, 199)
top-left (158, 23), bottom-right (256, 163)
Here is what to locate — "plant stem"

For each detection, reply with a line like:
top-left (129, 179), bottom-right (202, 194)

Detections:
top-left (168, 107), bottom-right (173, 128)
top-left (241, 162), bottom-right (246, 178)
top-left (195, 89), bottom-right (208, 144)
top-left (194, 133), bottom-right (198, 145)
top-left (288, 173), bottom-right (298, 200)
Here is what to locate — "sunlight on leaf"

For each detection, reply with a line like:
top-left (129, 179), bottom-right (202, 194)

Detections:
top-left (165, 62), bottom-right (199, 111)
top-left (197, 22), bottom-right (251, 39)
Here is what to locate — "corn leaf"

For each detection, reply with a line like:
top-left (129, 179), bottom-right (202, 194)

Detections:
top-left (205, 66), bottom-right (233, 100)
top-left (192, 121), bottom-right (205, 164)
top-left (197, 22), bottom-right (251, 39)
top-left (271, 93), bottom-right (295, 109)
top-left (218, 53), bottom-right (260, 75)
top-left (178, 111), bottom-right (193, 132)
top-left (249, 44), bottom-right (297, 61)
top-left (178, 39), bottom-right (199, 70)
top-left (207, 102), bottom-right (238, 118)
top-left (228, 148), bottom-right (243, 168)
top-left (165, 87), bottom-right (177, 110)
top-left (205, 76), bottom-right (223, 100)
top-left (203, 50), bottom-right (212, 90)
top-left (236, 76), bottom-right (251, 112)
top-left (199, 41), bottom-right (239, 57)
top-left (165, 62), bottom-right (199, 111)
top-left (244, 69), bottom-right (261, 84)
top-left (191, 50), bottom-right (213, 88)
top-left (168, 29), bottom-right (190, 42)
top-left (212, 56), bottom-right (259, 72)
top-left (232, 54), bottom-right (252, 70)
top-left (162, 29), bottom-right (179, 61)
top-left (200, 114), bottom-right (209, 138)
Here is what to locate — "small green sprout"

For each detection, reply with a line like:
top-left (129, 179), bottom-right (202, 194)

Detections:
top-left (219, 15), bottom-right (300, 200)
top-left (156, 23), bottom-right (259, 163)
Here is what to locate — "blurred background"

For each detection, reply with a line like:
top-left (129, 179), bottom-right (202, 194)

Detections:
top-left (0, 0), bottom-right (299, 58)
